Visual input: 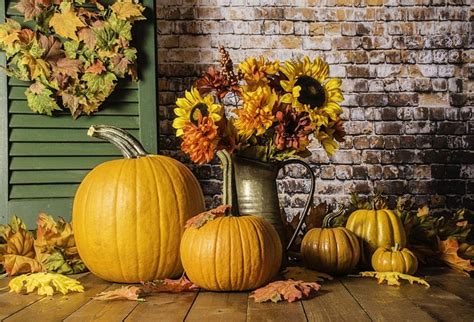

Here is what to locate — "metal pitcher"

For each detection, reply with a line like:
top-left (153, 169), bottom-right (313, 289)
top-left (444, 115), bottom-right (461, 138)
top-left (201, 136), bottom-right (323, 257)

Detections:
top-left (227, 153), bottom-right (316, 251)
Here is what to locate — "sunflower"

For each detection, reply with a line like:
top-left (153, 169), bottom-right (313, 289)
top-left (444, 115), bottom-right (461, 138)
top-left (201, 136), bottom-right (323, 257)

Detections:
top-left (173, 87), bottom-right (222, 137)
top-left (238, 56), bottom-right (280, 90)
top-left (280, 56), bottom-right (344, 127)
top-left (233, 85), bottom-right (278, 138)
top-left (316, 118), bottom-right (346, 156)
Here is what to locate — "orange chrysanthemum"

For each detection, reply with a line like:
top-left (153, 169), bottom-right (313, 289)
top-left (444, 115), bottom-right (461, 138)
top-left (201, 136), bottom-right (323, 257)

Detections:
top-left (181, 116), bottom-right (219, 165)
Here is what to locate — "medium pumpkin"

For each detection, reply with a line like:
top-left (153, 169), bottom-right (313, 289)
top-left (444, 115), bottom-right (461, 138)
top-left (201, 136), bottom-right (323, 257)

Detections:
top-left (180, 150), bottom-right (282, 291)
top-left (345, 198), bottom-right (406, 267)
top-left (371, 244), bottom-right (418, 274)
top-left (301, 211), bottom-right (360, 275)
top-left (73, 125), bottom-right (205, 283)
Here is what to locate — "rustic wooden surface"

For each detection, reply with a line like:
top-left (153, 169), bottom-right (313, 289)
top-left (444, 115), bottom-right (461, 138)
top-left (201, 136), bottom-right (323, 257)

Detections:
top-left (0, 268), bottom-right (473, 321)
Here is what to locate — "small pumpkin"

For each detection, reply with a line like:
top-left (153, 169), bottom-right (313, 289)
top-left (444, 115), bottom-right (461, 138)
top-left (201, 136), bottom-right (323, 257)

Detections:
top-left (301, 211), bottom-right (360, 275)
top-left (371, 244), bottom-right (418, 275)
top-left (180, 150), bottom-right (282, 291)
top-left (345, 195), bottom-right (406, 267)
top-left (73, 125), bottom-right (205, 283)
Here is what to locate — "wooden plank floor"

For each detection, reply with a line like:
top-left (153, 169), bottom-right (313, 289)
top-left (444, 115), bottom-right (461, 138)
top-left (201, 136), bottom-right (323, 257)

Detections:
top-left (0, 268), bottom-right (473, 321)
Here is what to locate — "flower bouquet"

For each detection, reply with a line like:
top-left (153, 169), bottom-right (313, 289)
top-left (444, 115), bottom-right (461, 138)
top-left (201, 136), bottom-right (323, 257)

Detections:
top-left (173, 47), bottom-right (345, 164)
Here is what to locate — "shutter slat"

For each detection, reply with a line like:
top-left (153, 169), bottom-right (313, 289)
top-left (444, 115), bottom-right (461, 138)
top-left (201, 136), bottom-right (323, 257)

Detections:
top-left (9, 115), bottom-right (139, 128)
top-left (8, 198), bottom-right (74, 227)
top-left (9, 101), bottom-right (139, 115)
top-left (10, 142), bottom-right (121, 156)
top-left (10, 184), bottom-right (78, 198)
top-left (10, 128), bottom-right (139, 142)
top-left (9, 87), bottom-right (139, 102)
top-left (10, 170), bottom-right (88, 184)
top-left (8, 78), bottom-right (139, 89)
top-left (10, 156), bottom-right (118, 170)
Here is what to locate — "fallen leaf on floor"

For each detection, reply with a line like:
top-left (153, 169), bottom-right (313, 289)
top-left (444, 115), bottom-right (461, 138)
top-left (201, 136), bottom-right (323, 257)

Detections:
top-left (141, 275), bottom-right (199, 293)
top-left (283, 266), bottom-right (333, 282)
top-left (93, 286), bottom-right (144, 301)
top-left (438, 238), bottom-right (474, 276)
top-left (9, 272), bottom-right (84, 296)
top-left (185, 205), bottom-right (229, 229)
top-left (359, 271), bottom-right (430, 288)
top-left (250, 279), bottom-right (321, 303)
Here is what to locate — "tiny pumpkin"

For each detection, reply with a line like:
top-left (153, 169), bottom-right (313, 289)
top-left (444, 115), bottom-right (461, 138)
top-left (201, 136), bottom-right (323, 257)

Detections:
top-left (371, 244), bottom-right (418, 275)
top-left (345, 195), bottom-right (406, 267)
top-left (301, 211), bottom-right (360, 275)
top-left (180, 150), bottom-right (282, 291)
top-left (73, 125), bottom-right (206, 283)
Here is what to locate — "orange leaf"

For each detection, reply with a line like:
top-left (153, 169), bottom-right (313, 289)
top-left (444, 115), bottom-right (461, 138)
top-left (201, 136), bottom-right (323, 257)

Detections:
top-left (141, 276), bottom-right (199, 293)
top-left (185, 205), bottom-right (230, 228)
top-left (3, 255), bottom-right (43, 276)
top-left (85, 60), bottom-right (106, 75)
top-left (438, 238), bottom-right (474, 276)
top-left (93, 286), bottom-right (143, 301)
top-left (250, 279), bottom-right (321, 303)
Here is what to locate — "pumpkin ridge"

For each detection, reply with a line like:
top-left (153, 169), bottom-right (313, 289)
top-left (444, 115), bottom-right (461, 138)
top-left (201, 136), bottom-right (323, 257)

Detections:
top-left (144, 157), bottom-right (160, 279)
top-left (161, 157), bottom-right (184, 277)
top-left (214, 217), bottom-right (226, 290)
top-left (151, 157), bottom-right (167, 278)
top-left (257, 217), bottom-right (277, 286)
top-left (236, 217), bottom-right (247, 290)
top-left (114, 161), bottom-right (127, 282)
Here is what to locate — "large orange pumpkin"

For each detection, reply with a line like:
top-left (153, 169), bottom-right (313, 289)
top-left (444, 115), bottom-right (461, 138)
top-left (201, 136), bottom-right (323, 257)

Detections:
top-left (180, 150), bottom-right (282, 291)
top-left (181, 215), bottom-right (282, 291)
top-left (73, 125), bottom-right (205, 283)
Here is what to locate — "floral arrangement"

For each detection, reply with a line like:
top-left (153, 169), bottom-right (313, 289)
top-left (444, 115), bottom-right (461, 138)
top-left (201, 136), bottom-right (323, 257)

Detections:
top-left (173, 47), bottom-right (345, 164)
top-left (0, 0), bottom-right (145, 118)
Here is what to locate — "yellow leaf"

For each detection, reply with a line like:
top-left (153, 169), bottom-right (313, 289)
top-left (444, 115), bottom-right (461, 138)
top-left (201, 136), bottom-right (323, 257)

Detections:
top-left (9, 272), bottom-right (84, 296)
top-left (416, 206), bottom-right (429, 218)
top-left (438, 238), bottom-right (474, 275)
top-left (48, 2), bottom-right (85, 40)
top-left (20, 54), bottom-right (51, 79)
top-left (360, 271), bottom-right (430, 288)
top-left (110, 1), bottom-right (145, 21)
top-left (3, 255), bottom-right (43, 276)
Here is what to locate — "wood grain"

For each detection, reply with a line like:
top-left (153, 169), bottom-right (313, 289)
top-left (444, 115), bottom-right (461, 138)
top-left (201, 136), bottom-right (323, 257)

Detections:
top-left (4, 273), bottom-right (110, 322)
top-left (340, 276), bottom-right (436, 321)
top-left (126, 291), bottom-right (198, 322)
top-left (63, 284), bottom-right (139, 322)
top-left (185, 292), bottom-right (248, 322)
top-left (302, 280), bottom-right (371, 322)
top-left (247, 296), bottom-right (307, 322)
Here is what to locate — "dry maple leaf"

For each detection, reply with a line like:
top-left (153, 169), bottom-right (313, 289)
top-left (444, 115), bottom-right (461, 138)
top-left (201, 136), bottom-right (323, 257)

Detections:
top-left (86, 60), bottom-right (106, 75)
top-left (359, 271), bottom-right (430, 288)
top-left (141, 275), bottom-right (199, 293)
top-left (93, 286), bottom-right (144, 301)
top-left (48, 2), bottom-right (85, 40)
top-left (250, 279), bottom-right (321, 303)
top-left (283, 266), bottom-right (333, 282)
top-left (3, 255), bottom-right (43, 276)
top-left (185, 205), bottom-right (230, 229)
top-left (9, 272), bottom-right (84, 296)
top-left (110, 1), bottom-right (145, 21)
top-left (438, 238), bottom-right (474, 276)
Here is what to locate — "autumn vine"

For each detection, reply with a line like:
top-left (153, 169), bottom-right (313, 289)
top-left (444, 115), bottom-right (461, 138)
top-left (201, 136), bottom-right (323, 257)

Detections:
top-left (0, 0), bottom-right (145, 118)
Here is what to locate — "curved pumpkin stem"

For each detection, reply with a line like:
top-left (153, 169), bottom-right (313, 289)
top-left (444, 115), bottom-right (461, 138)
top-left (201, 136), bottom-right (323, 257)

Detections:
top-left (322, 208), bottom-right (344, 228)
top-left (88, 125), bottom-right (148, 159)
top-left (393, 243), bottom-right (400, 252)
top-left (216, 149), bottom-right (239, 216)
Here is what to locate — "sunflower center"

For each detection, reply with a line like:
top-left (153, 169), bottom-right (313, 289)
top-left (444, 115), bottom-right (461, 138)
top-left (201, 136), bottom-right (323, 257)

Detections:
top-left (190, 103), bottom-right (209, 125)
top-left (295, 76), bottom-right (326, 109)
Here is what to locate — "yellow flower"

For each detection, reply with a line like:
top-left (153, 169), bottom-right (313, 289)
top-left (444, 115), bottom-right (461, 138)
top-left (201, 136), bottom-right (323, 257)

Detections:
top-left (316, 130), bottom-right (339, 156)
top-left (173, 87), bottom-right (222, 137)
top-left (234, 85), bottom-right (278, 137)
top-left (280, 56), bottom-right (344, 127)
top-left (239, 56), bottom-right (280, 90)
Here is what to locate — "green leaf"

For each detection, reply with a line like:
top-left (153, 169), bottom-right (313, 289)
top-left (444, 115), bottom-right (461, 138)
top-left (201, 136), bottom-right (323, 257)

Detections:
top-left (107, 13), bottom-right (132, 41)
top-left (63, 41), bottom-right (80, 59)
top-left (25, 82), bottom-right (61, 115)
top-left (82, 71), bottom-right (117, 94)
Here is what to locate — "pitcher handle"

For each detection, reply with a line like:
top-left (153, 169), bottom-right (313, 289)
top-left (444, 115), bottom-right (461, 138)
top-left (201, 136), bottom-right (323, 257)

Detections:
top-left (277, 159), bottom-right (316, 251)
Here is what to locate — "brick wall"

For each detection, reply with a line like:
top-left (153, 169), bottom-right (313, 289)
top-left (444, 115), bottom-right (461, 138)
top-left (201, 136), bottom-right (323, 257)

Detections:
top-left (156, 0), bottom-right (473, 216)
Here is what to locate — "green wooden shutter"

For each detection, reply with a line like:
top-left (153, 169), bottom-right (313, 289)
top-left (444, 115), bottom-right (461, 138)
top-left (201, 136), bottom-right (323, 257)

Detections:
top-left (0, 0), bottom-right (157, 227)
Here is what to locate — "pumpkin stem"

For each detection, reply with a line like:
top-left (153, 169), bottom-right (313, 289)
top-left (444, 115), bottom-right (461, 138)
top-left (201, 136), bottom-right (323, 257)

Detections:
top-left (216, 149), bottom-right (239, 216)
top-left (393, 243), bottom-right (400, 251)
top-left (322, 208), bottom-right (344, 228)
top-left (88, 125), bottom-right (148, 158)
